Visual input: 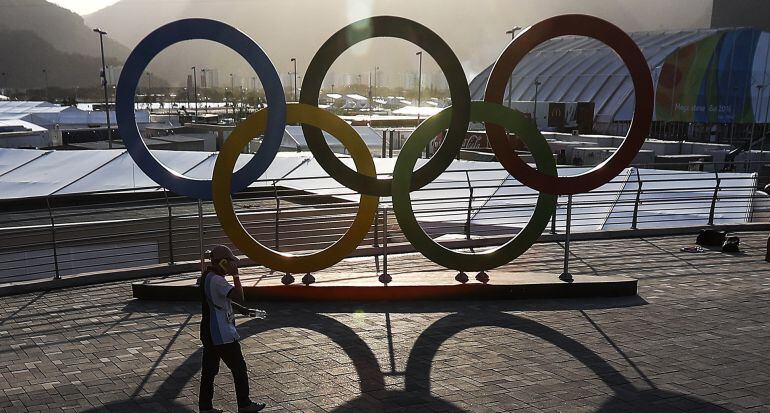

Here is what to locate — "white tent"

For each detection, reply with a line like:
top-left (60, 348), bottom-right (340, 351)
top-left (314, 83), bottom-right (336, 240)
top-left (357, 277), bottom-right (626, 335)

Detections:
top-left (0, 148), bottom-right (759, 233)
top-left (0, 101), bottom-right (150, 128)
top-left (283, 125), bottom-right (384, 154)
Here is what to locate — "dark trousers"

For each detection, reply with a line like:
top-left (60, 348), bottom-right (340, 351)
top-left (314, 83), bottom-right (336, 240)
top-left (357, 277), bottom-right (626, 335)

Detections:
top-left (199, 341), bottom-right (251, 410)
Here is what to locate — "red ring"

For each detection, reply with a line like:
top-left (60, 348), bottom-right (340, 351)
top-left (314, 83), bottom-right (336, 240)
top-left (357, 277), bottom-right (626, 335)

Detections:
top-left (484, 14), bottom-right (653, 195)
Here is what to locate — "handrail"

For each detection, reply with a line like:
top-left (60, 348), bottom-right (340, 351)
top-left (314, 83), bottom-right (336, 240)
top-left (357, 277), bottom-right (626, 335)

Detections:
top-left (0, 162), bottom-right (767, 285)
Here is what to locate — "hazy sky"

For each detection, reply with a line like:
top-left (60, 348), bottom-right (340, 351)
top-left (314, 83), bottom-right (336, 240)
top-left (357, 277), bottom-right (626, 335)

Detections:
top-left (47, 0), bottom-right (119, 15)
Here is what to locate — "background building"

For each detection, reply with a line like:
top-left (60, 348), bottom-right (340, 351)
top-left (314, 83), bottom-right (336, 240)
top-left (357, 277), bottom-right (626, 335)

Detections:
top-left (469, 27), bottom-right (770, 147)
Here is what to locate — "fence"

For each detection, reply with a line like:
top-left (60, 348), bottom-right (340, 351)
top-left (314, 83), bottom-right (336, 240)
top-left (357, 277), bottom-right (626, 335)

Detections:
top-left (0, 162), bottom-right (768, 285)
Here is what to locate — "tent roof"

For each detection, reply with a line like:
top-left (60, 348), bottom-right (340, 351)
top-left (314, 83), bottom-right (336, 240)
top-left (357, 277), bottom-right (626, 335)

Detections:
top-left (0, 101), bottom-right (150, 125)
top-left (284, 125), bottom-right (383, 153)
top-left (0, 148), bottom-right (757, 233)
top-left (468, 28), bottom-right (724, 122)
top-left (0, 119), bottom-right (47, 133)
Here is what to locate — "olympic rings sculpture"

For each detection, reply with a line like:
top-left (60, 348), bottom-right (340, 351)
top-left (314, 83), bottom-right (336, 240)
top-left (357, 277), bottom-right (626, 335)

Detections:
top-left (116, 14), bottom-right (653, 277)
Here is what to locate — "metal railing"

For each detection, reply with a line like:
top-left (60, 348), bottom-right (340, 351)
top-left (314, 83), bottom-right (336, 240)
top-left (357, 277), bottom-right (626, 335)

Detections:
top-left (0, 161), bottom-right (768, 285)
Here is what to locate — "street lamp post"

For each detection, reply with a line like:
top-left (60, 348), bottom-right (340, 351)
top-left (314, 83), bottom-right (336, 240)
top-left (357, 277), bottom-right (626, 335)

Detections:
top-left (505, 27), bottom-right (522, 108)
top-left (290, 58), bottom-right (297, 101)
top-left (93, 28), bottom-right (113, 149)
top-left (373, 66), bottom-right (379, 110)
top-left (42, 69), bottom-right (48, 101)
top-left (229, 73), bottom-right (234, 116)
top-left (201, 69), bottom-right (208, 113)
top-left (533, 78), bottom-right (542, 128)
top-left (191, 66), bottom-right (198, 117)
top-left (416, 51), bottom-right (423, 123)
top-left (146, 72), bottom-right (152, 109)
top-left (368, 71), bottom-right (373, 112)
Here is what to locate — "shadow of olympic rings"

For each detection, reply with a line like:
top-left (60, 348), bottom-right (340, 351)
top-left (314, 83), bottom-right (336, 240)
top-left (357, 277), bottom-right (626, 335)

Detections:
top-left (81, 307), bottom-right (733, 412)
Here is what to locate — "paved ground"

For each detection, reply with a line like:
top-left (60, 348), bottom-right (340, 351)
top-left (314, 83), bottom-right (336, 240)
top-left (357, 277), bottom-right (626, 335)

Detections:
top-left (1, 232), bottom-right (769, 412)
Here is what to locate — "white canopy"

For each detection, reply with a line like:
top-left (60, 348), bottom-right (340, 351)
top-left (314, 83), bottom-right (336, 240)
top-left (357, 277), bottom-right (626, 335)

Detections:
top-left (0, 148), bottom-right (758, 232)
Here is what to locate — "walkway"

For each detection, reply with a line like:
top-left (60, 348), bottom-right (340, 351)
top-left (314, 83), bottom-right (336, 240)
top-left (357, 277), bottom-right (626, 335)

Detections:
top-left (1, 232), bottom-right (769, 412)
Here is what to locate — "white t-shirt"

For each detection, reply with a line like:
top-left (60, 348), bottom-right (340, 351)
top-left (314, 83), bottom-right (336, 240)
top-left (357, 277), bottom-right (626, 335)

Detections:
top-left (203, 272), bottom-right (240, 345)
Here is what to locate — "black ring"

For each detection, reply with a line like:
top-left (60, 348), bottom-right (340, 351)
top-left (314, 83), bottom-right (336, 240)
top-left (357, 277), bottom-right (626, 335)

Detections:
top-left (300, 16), bottom-right (471, 197)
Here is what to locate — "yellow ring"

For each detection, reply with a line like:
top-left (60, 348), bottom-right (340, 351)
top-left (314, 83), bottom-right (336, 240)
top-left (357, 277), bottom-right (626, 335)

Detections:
top-left (212, 103), bottom-right (379, 274)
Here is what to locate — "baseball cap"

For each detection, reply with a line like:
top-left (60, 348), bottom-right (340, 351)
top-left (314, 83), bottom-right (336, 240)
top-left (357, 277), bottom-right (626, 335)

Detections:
top-left (209, 245), bottom-right (238, 262)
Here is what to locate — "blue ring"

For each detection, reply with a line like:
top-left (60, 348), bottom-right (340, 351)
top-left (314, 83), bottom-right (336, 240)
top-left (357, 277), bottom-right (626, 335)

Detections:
top-left (116, 19), bottom-right (286, 200)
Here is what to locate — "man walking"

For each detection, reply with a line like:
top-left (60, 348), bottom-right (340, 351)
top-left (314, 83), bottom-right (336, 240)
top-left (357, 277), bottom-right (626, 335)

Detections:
top-left (199, 245), bottom-right (265, 413)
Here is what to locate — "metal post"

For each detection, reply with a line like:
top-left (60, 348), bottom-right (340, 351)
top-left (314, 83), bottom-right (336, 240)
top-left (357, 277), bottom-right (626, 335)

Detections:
top-left (383, 208), bottom-right (389, 277)
top-left (373, 206), bottom-right (380, 248)
top-left (46, 197), bottom-right (61, 280)
top-left (191, 66), bottom-right (198, 117)
top-left (291, 58), bottom-right (298, 102)
top-left (43, 69), bottom-right (48, 101)
top-left (198, 199), bottom-right (204, 270)
top-left (464, 171), bottom-right (473, 241)
top-left (94, 28), bottom-right (113, 149)
top-left (382, 129), bottom-right (387, 158)
top-left (230, 74), bottom-right (234, 118)
top-left (147, 72), bottom-right (152, 108)
top-left (163, 189), bottom-right (175, 265)
top-left (708, 173), bottom-right (721, 226)
top-left (550, 196), bottom-right (557, 234)
top-left (378, 207), bottom-right (391, 285)
top-left (505, 27), bottom-right (521, 108)
top-left (631, 169), bottom-right (643, 230)
top-left (559, 194), bottom-right (574, 282)
top-left (201, 69), bottom-right (207, 113)
top-left (389, 129), bottom-right (394, 158)
top-left (273, 182), bottom-right (280, 250)
top-left (416, 51), bottom-right (422, 124)
top-left (368, 72), bottom-right (373, 114)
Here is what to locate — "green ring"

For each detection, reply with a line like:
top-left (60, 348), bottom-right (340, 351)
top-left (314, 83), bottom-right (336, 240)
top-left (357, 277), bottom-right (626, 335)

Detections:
top-left (391, 101), bottom-right (557, 271)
